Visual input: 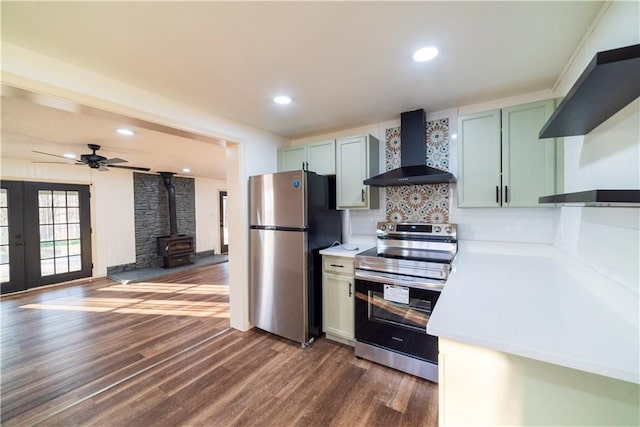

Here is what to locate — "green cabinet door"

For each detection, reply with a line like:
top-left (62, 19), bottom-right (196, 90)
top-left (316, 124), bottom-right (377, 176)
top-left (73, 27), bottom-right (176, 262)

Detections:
top-left (502, 100), bottom-right (556, 207)
top-left (279, 146), bottom-right (307, 172)
top-left (307, 140), bottom-right (336, 175)
top-left (322, 272), bottom-right (354, 341)
top-left (336, 135), bottom-right (379, 209)
top-left (457, 110), bottom-right (502, 207)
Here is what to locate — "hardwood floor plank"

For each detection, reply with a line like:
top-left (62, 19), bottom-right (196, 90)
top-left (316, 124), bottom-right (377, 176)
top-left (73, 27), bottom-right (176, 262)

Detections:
top-left (1, 261), bottom-right (439, 426)
top-left (365, 402), bottom-right (404, 426)
top-left (294, 361), bottom-right (367, 426)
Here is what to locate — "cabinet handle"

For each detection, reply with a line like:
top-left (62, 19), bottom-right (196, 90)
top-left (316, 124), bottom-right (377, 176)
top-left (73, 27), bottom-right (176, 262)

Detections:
top-left (361, 188), bottom-right (365, 202)
top-left (330, 264), bottom-right (344, 268)
top-left (505, 186), bottom-right (509, 204)
top-left (495, 186), bottom-right (499, 203)
top-left (348, 282), bottom-right (352, 297)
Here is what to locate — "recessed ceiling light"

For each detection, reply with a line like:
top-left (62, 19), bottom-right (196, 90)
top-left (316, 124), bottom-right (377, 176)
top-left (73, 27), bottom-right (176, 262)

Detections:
top-left (413, 46), bottom-right (439, 62)
top-left (273, 95), bottom-right (293, 105)
top-left (63, 153), bottom-right (77, 159)
top-left (451, 133), bottom-right (458, 140)
top-left (182, 168), bottom-right (191, 173)
top-left (116, 128), bottom-right (135, 136)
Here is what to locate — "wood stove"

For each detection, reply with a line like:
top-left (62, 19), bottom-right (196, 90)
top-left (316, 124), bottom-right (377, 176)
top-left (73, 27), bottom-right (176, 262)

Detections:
top-left (156, 172), bottom-right (194, 268)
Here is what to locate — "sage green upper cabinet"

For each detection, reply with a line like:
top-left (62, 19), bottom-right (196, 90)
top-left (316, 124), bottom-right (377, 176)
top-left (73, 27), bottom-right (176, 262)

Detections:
top-left (501, 100), bottom-right (556, 207)
top-left (306, 140), bottom-right (336, 175)
top-left (279, 146), bottom-right (307, 172)
top-left (457, 110), bottom-right (502, 207)
top-left (336, 134), bottom-right (379, 209)
top-left (457, 99), bottom-right (556, 207)
top-left (278, 140), bottom-right (336, 175)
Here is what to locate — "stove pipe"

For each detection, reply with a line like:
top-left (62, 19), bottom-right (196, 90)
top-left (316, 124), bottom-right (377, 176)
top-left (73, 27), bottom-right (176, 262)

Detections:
top-left (159, 172), bottom-right (178, 236)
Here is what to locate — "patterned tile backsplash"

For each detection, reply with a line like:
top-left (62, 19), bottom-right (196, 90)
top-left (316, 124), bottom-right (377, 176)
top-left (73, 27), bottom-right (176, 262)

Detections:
top-left (385, 118), bottom-right (451, 224)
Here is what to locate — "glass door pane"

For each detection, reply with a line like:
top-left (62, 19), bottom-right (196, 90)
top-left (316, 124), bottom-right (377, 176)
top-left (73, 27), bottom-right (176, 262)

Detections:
top-left (38, 189), bottom-right (83, 276)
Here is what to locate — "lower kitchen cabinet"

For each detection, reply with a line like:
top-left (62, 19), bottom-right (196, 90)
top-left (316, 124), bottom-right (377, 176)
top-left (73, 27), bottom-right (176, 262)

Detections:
top-left (438, 338), bottom-right (639, 426)
top-left (322, 255), bottom-right (354, 345)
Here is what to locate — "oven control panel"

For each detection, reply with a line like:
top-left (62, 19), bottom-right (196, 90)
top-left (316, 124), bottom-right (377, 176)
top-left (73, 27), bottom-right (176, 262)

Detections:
top-left (376, 222), bottom-right (456, 238)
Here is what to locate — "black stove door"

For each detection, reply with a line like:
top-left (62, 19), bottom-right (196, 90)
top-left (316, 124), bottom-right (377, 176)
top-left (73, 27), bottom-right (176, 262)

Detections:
top-left (354, 278), bottom-right (440, 363)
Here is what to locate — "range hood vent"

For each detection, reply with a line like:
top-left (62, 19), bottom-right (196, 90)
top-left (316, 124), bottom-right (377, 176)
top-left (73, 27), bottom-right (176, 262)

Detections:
top-left (364, 109), bottom-right (456, 187)
top-left (539, 189), bottom-right (640, 207)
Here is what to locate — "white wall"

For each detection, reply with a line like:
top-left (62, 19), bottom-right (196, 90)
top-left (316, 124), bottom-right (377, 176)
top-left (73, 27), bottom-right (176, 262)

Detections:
top-left (550, 1), bottom-right (640, 292)
top-left (91, 170), bottom-right (136, 274)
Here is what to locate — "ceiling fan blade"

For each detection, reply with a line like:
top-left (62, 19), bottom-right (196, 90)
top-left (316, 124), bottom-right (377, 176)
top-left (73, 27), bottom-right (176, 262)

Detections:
top-left (102, 157), bottom-right (128, 165)
top-left (108, 164), bottom-right (151, 172)
top-left (32, 161), bottom-right (73, 164)
top-left (32, 150), bottom-right (78, 161)
top-left (98, 165), bottom-right (110, 172)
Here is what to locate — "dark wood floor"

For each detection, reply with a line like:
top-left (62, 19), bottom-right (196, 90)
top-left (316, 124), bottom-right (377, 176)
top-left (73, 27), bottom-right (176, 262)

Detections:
top-left (1, 262), bottom-right (438, 426)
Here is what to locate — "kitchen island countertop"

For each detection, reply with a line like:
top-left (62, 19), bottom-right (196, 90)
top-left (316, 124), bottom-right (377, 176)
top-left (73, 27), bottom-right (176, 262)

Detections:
top-left (427, 240), bottom-right (639, 384)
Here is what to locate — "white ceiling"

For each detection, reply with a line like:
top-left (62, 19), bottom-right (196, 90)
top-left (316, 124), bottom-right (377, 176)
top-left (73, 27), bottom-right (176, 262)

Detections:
top-left (1, 1), bottom-right (603, 180)
top-left (1, 90), bottom-right (229, 180)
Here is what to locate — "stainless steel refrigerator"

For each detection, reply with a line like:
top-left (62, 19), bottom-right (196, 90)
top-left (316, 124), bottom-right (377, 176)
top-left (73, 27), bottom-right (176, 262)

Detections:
top-left (249, 170), bottom-right (342, 346)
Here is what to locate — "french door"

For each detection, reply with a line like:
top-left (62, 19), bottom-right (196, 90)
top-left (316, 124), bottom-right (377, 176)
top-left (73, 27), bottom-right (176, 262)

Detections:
top-left (0, 181), bottom-right (92, 294)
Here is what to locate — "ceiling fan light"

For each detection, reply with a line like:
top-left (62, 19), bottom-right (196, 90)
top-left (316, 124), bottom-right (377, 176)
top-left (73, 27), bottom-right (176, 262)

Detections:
top-left (116, 128), bottom-right (135, 136)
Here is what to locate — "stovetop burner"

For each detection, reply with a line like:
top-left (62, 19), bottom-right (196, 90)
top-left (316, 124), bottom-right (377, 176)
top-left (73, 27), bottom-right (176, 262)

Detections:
top-left (355, 222), bottom-right (458, 284)
top-left (358, 247), bottom-right (455, 264)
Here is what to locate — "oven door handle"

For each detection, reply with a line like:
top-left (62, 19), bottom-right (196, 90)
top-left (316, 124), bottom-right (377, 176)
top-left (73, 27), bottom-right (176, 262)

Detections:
top-left (354, 270), bottom-right (444, 292)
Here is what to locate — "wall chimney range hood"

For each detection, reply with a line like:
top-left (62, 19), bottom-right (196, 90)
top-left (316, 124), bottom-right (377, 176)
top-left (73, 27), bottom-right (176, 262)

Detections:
top-left (364, 109), bottom-right (456, 187)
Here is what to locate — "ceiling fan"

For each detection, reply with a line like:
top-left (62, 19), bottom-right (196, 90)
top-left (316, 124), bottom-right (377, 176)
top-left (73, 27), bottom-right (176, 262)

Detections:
top-left (33, 144), bottom-right (150, 172)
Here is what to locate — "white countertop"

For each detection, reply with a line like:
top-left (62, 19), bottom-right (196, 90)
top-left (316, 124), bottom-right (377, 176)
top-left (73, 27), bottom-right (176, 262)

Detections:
top-left (428, 240), bottom-right (639, 384)
top-left (319, 244), bottom-right (371, 258)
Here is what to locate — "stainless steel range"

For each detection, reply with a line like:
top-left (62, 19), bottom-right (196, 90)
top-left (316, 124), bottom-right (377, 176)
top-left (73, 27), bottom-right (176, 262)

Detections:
top-left (354, 222), bottom-right (457, 382)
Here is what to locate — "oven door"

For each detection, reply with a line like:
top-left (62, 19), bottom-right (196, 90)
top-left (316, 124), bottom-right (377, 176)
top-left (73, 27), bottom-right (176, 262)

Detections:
top-left (354, 272), bottom-right (440, 363)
